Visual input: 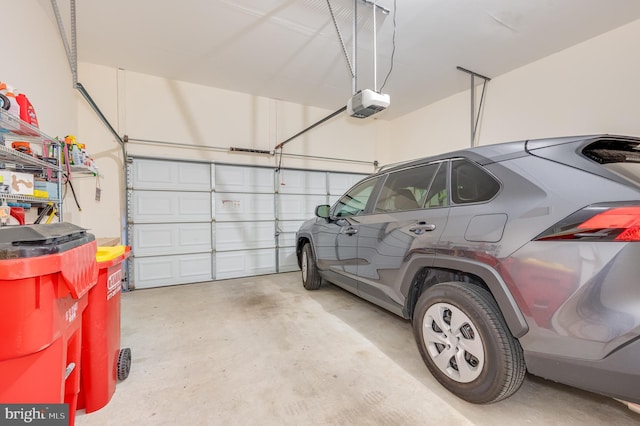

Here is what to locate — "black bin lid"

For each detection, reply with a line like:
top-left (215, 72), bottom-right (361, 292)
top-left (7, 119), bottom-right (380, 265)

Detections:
top-left (0, 222), bottom-right (95, 259)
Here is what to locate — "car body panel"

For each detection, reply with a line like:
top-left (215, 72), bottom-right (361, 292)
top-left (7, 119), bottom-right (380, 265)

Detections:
top-left (512, 241), bottom-right (640, 359)
top-left (311, 216), bottom-right (359, 294)
top-left (356, 207), bottom-right (449, 313)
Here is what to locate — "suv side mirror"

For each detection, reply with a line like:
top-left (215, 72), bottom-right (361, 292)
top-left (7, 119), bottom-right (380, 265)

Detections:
top-left (315, 205), bottom-right (331, 219)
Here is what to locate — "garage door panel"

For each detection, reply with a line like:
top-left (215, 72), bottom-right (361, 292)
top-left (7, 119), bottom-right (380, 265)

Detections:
top-left (216, 221), bottom-right (275, 251)
top-left (130, 190), bottom-right (211, 223)
top-left (130, 159), bottom-right (211, 191)
top-left (278, 232), bottom-right (297, 248)
top-left (278, 247), bottom-right (299, 272)
top-left (132, 253), bottom-right (213, 289)
top-left (277, 194), bottom-right (327, 220)
top-left (277, 220), bottom-right (304, 248)
top-left (215, 193), bottom-right (274, 221)
top-left (277, 170), bottom-right (327, 195)
top-left (132, 223), bottom-right (212, 256)
top-left (215, 164), bottom-right (275, 193)
top-left (329, 172), bottom-right (368, 195)
top-left (215, 249), bottom-right (276, 279)
top-left (278, 220), bottom-right (305, 234)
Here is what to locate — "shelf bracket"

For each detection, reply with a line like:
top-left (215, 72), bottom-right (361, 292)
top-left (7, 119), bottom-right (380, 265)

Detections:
top-left (457, 66), bottom-right (491, 147)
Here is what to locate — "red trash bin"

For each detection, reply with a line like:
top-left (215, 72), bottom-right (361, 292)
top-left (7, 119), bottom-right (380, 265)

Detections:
top-left (78, 245), bottom-right (131, 413)
top-left (0, 223), bottom-right (98, 426)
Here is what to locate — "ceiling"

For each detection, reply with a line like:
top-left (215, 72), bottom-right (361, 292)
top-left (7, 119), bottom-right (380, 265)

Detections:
top-left (42, 0), bottom-right (640, 120)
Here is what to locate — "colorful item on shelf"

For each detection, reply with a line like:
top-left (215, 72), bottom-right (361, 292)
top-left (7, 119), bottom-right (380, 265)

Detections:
top-left (34, 181), bottom-right (59, 199)
top-left (16, 93), bottom-right (38, 127)
top-left (9, 207), bottom-right (24, 225)
top-left (0, 86), bottom-right (20, 117)
top-left (33, 189), bottom-right (48, 198)
top-left (11, 141), bottom-right (32, 155)
top-left (0, 82), bottom-right (39, 126)
top-left (0, 201), bottom-right (10, 225)
top-left (0, 93), bottom-right (10, 111)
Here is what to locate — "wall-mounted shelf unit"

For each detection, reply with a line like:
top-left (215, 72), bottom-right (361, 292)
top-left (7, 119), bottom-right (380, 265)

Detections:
top-left (68, 163), bottom-right (100, 177)
top-left (0, 109), bottom-right (63, 222)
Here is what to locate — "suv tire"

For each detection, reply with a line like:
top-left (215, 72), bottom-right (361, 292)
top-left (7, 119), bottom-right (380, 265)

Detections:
top-left (412, 282), bottom-right (526, 403)
top-left (301, 243), bottom-right (322, 290)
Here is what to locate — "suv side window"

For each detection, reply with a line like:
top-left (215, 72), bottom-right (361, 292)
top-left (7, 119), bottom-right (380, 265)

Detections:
top-left (333, 177), bottom-right (379, 217)
top-left (424, 162), bottom-right (448, 208)
top-left (374, 163), bottom-right (440, 212)
top-left (451, 159), bottom-right (500, 204)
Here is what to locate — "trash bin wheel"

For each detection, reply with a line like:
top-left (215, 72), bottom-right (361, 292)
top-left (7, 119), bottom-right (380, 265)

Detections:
top-left (117, 348), bottom-right (132, 381)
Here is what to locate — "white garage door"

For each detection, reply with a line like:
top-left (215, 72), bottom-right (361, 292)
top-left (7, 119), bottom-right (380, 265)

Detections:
top-left (276, 169), bottom-right (328, 272)
top-left (128, 158), bottom-right (213, 289)
top-left (214, 164), bottom-right (277, 279)
top-left (127, 157), bottom-right (368, 289)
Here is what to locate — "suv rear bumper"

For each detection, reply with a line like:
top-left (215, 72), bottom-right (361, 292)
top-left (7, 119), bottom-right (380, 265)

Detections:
top-left (525, 336), bottom-right (640, 404)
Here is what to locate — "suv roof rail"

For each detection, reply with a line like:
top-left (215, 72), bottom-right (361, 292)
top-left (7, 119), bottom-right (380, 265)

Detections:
top-left (377, 159), bottom-right (418, 172)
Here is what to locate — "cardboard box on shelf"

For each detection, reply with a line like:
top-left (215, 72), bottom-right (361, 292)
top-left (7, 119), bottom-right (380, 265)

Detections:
top-left (0, 170), bottom-right (34, 195)
top-left (34, 180), bottom-right (59, 199)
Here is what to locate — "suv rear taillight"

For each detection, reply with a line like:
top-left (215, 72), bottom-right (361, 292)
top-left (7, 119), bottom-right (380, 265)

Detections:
top-left (535, 203), bottom-right (640, 242)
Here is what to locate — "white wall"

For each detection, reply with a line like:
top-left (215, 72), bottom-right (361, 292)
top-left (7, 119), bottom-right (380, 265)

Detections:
top-left (72, 63), bottom-right (122, 239)
top-left (481, 18), bottom-right (640, 143)
top-left (2, 0), bottom-right (80, 224)
top-left (102, 66), bottom-right (386, 172)
top-left (75, 64), bottom-right (388, 240)
top-left (2, 1), bottom-right (77, 135)
top-left (388, 18), bottom-right (640, 164)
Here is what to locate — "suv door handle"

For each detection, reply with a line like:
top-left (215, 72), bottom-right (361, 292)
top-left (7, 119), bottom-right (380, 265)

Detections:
top-left (409, 222), bottom-right (436, 234)
top-left (342, 226), bottom-right (358, 235)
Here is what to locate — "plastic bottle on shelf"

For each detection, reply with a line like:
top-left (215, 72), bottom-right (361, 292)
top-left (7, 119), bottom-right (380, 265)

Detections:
top-left (71, 144), bottom-right (83, 166)
top-left (78, 143), bottom-right (88, 166)
top-left (64, 135), bottom-right (77, 165)
top-left (0, 93), bottom-right (10, 111)
top-left (2, 88), bottom-right (20, 117)
top-left (56, 137), bottom-right (65, 165)
top-left (0, 82), bottom-right (7, 111)
top-left (0, 201), bottom-right (10, 226)
top-left (87, 157), bottom-right (97, 173)
top-left (16, 93), bottom-right (39, 127)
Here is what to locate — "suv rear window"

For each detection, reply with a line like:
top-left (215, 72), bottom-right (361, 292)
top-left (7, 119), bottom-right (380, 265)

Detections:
top-left (582, 139), bottom-right (640, 186)
top-left (451, 159), bottom-right (500, 204)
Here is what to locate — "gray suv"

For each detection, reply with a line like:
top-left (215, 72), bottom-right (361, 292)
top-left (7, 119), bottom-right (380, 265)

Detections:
top-left (296, 135), bottom-right (640, 407)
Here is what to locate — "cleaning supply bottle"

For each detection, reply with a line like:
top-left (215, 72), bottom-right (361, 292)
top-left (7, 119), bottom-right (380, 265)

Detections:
top-left (71, 143), bottom-right (83, 166)
top-left (78, 143), bottom-right (88, 166)
top-left (0, 93), bottom-right (10, 111)
top-left (0, 201), bottom-right (10, 226)
top-left (3, 89), bottom-right (20, 117)
top-left (16, 93), bottom-right (39, 127)
top-left (64, 135), bottom-right (77, 165)
top-left (0, 82), bottom-right (7, 111)
top-left (0, 84), bottom-right (20, 118)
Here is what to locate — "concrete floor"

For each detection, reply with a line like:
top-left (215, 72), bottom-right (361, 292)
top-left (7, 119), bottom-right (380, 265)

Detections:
top-left (76, 272), bottom-right (639, 426)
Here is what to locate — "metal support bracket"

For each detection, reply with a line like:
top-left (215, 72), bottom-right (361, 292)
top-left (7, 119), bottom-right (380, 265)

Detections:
top-left (457, 66), bottom-right (491, 147)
